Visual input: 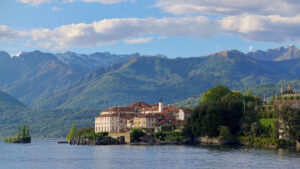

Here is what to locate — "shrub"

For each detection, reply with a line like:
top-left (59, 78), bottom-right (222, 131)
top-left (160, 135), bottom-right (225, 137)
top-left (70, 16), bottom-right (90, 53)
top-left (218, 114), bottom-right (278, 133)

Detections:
top-left (218, 125), bottom-right (231, 137)
top-left (130, 129), bottom-right (145, 141)
top-left (84, 132), bottom-right (108, 139)
top-left (154, 131), bottom-right (167, 140)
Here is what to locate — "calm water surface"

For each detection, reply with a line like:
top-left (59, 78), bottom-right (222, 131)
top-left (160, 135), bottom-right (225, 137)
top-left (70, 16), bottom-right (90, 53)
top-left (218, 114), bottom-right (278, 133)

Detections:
top-left (0, 140), bottom-right (300, 169)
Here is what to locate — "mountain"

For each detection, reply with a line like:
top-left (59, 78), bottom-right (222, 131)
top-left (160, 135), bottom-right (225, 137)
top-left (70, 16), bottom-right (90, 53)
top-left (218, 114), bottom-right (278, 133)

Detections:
top-left (0, 51), bottom-right (136, 106)
top-left (248, 45), bottom-right (300, 61)
top-left (55, 52), bottom-right (139, 72)
top-left (1, 47), bottom-right (300, 137)
top-left (36, 50), bottom-right (300, 110)
top-left (0, 91), bottom-right (27, 112)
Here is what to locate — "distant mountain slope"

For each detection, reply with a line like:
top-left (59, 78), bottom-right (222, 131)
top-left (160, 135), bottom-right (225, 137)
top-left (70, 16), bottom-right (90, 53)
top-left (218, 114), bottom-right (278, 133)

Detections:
top-left (0, 50), bottom-right (136, 106)
top-left (0, 91), bottom-right (27, 112)
top-left (55, 52), bottom-right (138, 72)
top-left (248, 45), bottom-right (300, 61)
top-left (36, 50), bottom-right (300, 110)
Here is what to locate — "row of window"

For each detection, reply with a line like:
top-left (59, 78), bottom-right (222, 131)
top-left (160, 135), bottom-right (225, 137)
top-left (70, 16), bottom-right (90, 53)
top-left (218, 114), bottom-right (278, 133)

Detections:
top-left (95, 126), bottom-right (119, 131)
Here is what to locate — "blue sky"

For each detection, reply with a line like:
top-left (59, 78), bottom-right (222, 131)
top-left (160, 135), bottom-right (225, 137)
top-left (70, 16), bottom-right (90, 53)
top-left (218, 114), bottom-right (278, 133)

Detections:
top-left (1, 0), bottom-right (299, 57)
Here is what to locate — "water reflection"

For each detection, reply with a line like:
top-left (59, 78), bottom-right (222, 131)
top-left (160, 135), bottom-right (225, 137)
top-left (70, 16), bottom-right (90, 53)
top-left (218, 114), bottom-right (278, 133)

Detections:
top-left (0, 140), bottom-right (300, 169)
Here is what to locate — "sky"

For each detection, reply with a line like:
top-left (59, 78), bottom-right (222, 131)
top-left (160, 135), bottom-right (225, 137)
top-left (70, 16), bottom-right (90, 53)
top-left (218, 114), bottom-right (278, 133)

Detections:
top-left (1, 0), bottom-right (300, 57)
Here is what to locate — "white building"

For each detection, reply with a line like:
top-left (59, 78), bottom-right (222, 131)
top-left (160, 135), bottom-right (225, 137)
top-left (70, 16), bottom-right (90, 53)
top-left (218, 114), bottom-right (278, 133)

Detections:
top-left (95, 101), bottom-right (191, 133)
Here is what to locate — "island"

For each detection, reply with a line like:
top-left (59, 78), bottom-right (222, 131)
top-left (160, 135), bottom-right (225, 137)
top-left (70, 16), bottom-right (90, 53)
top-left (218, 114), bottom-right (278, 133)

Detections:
top-left (4, 125), bottom-right (31, 144)
top-left (66, 85), bottom-right (300, 149)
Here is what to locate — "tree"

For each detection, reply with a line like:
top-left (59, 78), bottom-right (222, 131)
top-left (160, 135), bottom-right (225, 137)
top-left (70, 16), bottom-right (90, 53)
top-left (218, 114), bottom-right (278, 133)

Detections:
top-left (201, 85), bottom-right (232, 103)
top-left (184, 85), bottom-right (245, 138)
top-left (17, 127), bottom-right (21, 139)
top-left (66, 125), bottom-right (78, 141)
top-left (130, 129), bottom-right (145, 142)
top-left (277, 106), bottom-right (300, 141)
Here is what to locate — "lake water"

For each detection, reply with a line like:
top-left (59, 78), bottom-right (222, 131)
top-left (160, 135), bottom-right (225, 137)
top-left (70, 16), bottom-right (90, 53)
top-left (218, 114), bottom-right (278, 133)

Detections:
top-left (0, 140), bottom-right (300, 169)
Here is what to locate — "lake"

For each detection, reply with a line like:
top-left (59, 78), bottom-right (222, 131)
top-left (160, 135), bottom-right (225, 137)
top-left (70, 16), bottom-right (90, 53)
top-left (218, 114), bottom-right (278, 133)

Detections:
top-left (0, 140), bottom-right (300, 169)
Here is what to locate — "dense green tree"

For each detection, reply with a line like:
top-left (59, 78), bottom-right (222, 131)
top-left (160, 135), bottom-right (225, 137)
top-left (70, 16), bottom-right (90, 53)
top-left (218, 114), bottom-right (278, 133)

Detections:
top-left (66, 125), bottom-right (78, 141)
top-left (201, 85), bottom-right (232, 103)
top-left (277, 106), bottom-right (300, 141)
top-left (130, 129), bottom-right (145, 141)
top-left (17, 127), bottom-right (21, 139)
top-left (184, 85), bottom-right (251, 138)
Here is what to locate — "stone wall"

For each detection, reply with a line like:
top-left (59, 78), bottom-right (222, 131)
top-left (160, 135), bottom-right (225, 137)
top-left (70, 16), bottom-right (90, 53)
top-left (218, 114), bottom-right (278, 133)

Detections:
top-left (195, 136), bottom-right (221, 145)
top-left (109, 132), bottom-right (131, 143)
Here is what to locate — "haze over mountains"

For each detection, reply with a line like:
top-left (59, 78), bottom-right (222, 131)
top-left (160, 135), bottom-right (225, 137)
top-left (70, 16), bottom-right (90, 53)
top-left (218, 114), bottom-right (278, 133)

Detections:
top-left (0, 45), bottom-right (300, 110)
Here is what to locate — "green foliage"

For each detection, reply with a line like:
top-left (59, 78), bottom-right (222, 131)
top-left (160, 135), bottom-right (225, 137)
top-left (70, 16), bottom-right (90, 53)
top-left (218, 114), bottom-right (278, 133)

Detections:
top-left (154, 131), bottom-right (167, 141)
top-left (76, 126), bottom-right (94, 137)
top-left (130, 129), bottom-right (145, 141)
top-left (66, 125), bottom-right (78, 141)
top-left (258, 111), bottom-right (276, 118)
top-left (184, 86), bottom-right (245, 138)
top-left (259, 118), bottom-right (277, 129)
top-left (218, 125), bottom-right (231, 137)
top-left (154, 131), bottom-right (182, 141)
top-left (276, 106), bottom-right (300, 141)
top-left (273, 119), bottom-right (279, 138)
top-left (84, 132), bottom-right (108, 139)
top-left (201, 85), bottom-right (232, 103)
top-left (4, 125), bottom-right (31, 143)
top-left (238, 136), bottom-right (295, 148)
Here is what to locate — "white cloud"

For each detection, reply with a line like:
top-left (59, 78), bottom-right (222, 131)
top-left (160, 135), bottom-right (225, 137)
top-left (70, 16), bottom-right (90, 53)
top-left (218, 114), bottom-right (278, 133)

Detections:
top-left (18, 0), bottom-right (134, 5)
top-left (125, 37), bottom-right (153, 44)
top-left (28, 16), bottom-right (218, 49)
top-left (248, 46), bottom-right (253, 52)
top-left (10, 52), bottom-right (22, 57)
top-left (51, 6), bottom-right (60, 11)
top-left (82, 0), bottom-right (134, 4)
top-left (221, 14), bottom-right (300, 42)
top-left (18, 0), bottom-right (52, 6)
top-left (26, 15), bottom-right (300, 50)
top-left (0, 25), bottom-right (25, 41)
top-left (2, 13), bottom-right (300, 50)
top-left (156, 0), bottom-right (300, 16)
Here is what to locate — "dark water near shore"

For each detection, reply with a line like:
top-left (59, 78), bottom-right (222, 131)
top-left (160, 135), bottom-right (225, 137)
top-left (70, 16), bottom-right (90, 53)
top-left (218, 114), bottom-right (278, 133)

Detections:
top-left (0, 140), bottom-right (300, 169)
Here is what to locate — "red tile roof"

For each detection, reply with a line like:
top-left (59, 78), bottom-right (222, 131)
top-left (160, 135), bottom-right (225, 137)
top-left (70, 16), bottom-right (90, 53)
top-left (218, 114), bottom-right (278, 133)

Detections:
top-left (138, 113), bottom-right (159, 118)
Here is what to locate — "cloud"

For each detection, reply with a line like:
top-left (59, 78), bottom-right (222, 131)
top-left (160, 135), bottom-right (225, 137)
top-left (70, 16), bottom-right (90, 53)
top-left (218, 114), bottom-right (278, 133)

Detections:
top-left (10, 52), bottom-right (22, 57)
top-left (156, 0), bottom-right (300, 16)
top-left (28, 16), bottom-right (218, 49)
top-left (0, 25), bottom-right (25, 41)
top-left (51, 6), bottom-right (60, 11)
top-left (125, 37), bottom-right (153, 44)
top-left (18, 0), bottom-right (134, 5)
top-left (248, 46), bottom-right (253, 52)
top-left (3, 13), bottom-right (300, 50)
top-left (221, 14), bottom-right (300, 42)
top-left (18, 0), bottom-right (52, 6)
top-left (82, 0), bottom-right (134, 4)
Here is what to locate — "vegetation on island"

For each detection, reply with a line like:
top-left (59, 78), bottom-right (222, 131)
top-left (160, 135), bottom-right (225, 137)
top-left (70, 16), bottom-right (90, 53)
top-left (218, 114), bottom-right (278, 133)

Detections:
top-left (4, 125), bottom-right (31, 143)
top-left (183, 85), bottom-right (298, 148)
top-left (276, 106), bottom-right (300, 142)
top-left (66, 125), bottom-right (109, 141)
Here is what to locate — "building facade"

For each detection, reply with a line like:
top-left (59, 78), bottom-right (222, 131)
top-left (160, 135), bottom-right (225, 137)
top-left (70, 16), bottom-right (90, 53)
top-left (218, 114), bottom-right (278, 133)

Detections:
top-left (95, 101), bottom-right (191, 133)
